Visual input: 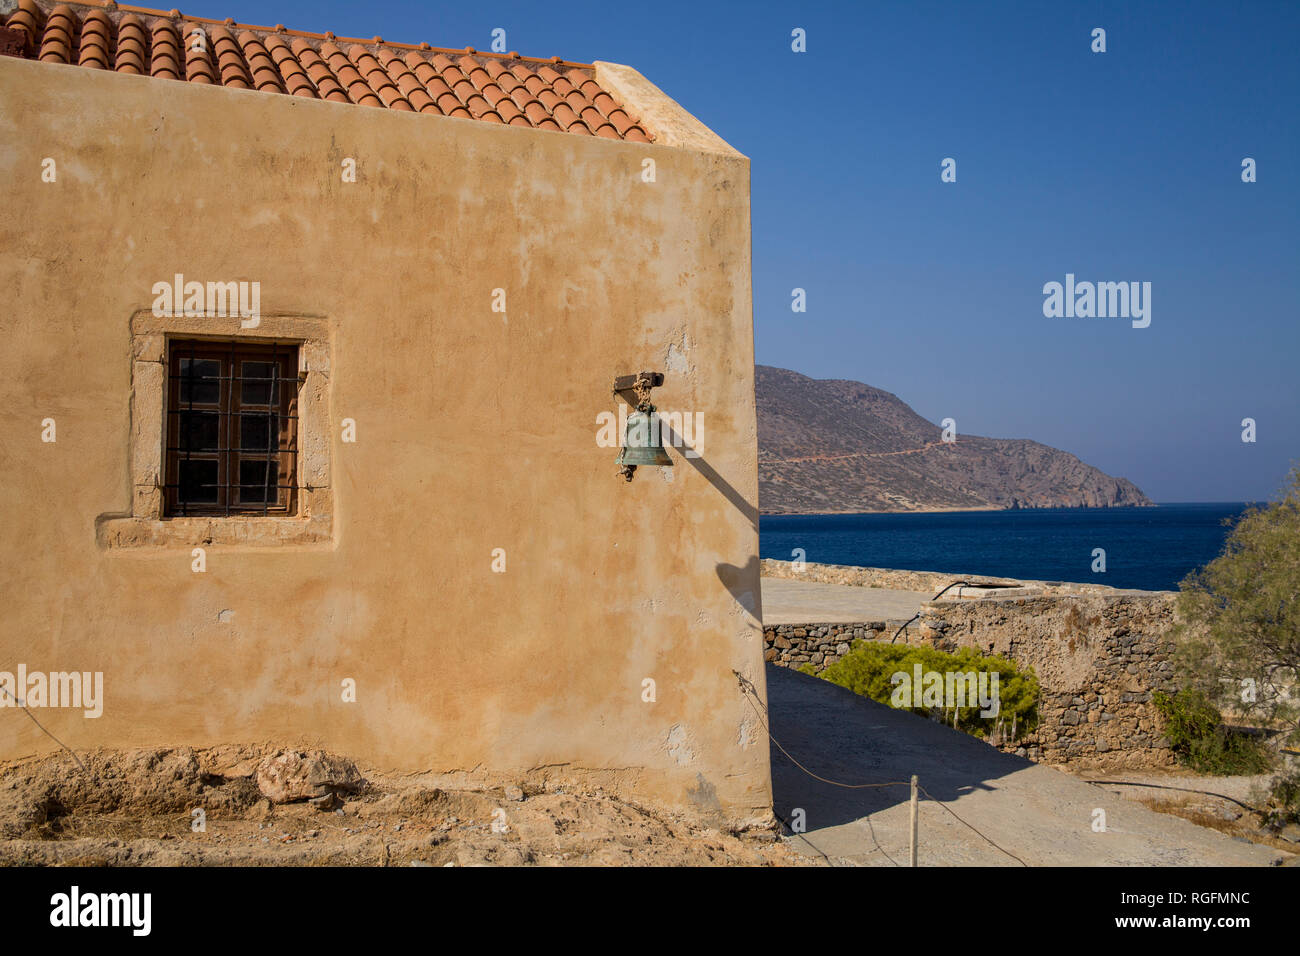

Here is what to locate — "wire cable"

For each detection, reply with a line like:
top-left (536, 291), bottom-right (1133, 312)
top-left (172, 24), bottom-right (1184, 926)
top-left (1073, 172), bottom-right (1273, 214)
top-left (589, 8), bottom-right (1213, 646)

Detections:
top-left (890, 580), bottom-right (970, 643)
top-left (916, 783), bottom-right (1028, 866)
top-left (737, 668), bottom-right (1029, 866)
top-left (0, 682), bottom-right (88, 772)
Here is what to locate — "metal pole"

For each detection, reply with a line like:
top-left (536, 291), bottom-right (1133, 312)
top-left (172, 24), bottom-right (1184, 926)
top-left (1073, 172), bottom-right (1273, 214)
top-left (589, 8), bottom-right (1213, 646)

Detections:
top-left (909, 774), bottom-right (919, 867)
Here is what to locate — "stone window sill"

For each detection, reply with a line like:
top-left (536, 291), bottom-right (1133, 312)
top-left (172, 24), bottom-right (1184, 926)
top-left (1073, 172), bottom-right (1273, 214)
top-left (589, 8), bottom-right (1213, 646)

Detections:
top-left (97, 513), bottom-right (332, 550)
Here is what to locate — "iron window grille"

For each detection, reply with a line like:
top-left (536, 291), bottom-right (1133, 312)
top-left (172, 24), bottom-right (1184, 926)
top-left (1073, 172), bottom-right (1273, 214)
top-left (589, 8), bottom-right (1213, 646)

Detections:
top-left (163, 339), bottom-right (300, 516)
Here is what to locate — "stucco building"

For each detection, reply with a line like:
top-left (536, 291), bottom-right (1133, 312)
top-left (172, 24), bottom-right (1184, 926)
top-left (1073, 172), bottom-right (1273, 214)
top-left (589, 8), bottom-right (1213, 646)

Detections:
top-left (0, 0), bottom-right (770, 825)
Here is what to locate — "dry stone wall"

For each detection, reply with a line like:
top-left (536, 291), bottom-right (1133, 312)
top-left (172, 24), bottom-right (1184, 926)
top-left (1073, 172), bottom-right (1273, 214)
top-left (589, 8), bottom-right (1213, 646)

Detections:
top-left (765, 621), bottom-right (891, 670)
top-left (762, 561), bottom-right (1180, 770)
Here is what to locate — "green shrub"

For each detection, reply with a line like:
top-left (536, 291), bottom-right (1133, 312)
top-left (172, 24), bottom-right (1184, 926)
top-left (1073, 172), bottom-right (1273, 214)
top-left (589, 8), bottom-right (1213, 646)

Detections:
top-left (1260, 768), bottom-right (1300, 828)
top-left (1171, 465), bottom-right (1299, 810)
top-left (814, 641), bottom-right (1039, 742)
top-left (1152, 688), bottom-right (1273, 775)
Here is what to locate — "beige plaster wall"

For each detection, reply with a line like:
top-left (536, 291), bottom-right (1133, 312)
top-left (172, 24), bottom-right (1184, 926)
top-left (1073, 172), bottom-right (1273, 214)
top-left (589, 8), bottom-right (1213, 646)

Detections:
top-left (0, 56), bottom-right (771, 825)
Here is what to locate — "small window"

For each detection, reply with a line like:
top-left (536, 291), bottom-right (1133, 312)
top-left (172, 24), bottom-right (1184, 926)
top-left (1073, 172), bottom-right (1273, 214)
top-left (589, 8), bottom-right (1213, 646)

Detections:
top-left (164, 340), bottom-right (299, 516)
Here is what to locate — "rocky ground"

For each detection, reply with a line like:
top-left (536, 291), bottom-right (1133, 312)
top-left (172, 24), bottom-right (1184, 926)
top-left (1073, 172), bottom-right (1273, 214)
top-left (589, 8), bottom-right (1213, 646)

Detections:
top-left (1078, 768), bottom-right (1300, 854)
top-left (5, 744), bottom-right (1292, 867)
top-left (0, 746), bottom-right (810, 867)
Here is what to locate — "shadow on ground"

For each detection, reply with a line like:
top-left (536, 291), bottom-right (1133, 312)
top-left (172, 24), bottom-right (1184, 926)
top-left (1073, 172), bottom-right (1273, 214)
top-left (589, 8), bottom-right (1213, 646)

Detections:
top-left (767, 664), bottom-right (1033, 828)
top-left (765, 664), bottom-right (1291, 866)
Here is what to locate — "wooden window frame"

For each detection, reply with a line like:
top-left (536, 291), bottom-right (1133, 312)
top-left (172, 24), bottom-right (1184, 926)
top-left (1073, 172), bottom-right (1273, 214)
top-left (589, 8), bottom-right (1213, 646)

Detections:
top-left (96, 310), bottom-right (334, 551)
top-left (163, 339), bottom-right (300, 517)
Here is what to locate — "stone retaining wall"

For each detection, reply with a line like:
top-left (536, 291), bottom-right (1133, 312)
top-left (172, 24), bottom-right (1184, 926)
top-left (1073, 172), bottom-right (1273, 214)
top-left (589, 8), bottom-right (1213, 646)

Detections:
top-left (762, 561), bottom-right (1180, 770)
top-left (765, 621), bottom-right (891, 670)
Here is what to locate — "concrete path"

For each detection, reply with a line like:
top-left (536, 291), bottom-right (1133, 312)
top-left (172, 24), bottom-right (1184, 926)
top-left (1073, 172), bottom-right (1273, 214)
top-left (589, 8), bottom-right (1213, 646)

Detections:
top-left (766, 665), bottom-right (1291, 866)
top-left (761, 576), bottom-right (931, 625)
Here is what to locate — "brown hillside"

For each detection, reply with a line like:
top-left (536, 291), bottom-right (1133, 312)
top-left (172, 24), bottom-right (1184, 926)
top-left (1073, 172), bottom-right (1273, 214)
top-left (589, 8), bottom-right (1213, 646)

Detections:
top-left (756, 365), bottom-right (1153, 515)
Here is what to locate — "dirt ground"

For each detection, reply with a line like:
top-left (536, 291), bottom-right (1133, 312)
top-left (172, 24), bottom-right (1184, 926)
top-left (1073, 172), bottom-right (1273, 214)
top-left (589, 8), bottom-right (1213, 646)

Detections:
top-left (0, 746), bottom-right (812, 867)
top-left (1076, 768), bottom-right (1300, 855)
top-left (6, 730), bottom-right (1294, 867)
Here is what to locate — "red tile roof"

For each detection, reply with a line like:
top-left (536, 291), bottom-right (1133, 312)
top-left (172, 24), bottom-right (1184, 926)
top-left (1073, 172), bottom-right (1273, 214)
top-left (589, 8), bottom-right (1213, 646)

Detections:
top-left (1, 0), bottom-right (653, 142)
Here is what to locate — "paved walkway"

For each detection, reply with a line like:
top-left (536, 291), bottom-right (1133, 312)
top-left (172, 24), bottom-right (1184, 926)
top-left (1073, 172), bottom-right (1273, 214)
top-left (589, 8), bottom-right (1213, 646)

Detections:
top-left (766, 665), bottom-right (1290, 866)
top-left (761, 576), bottom-right (931, 625)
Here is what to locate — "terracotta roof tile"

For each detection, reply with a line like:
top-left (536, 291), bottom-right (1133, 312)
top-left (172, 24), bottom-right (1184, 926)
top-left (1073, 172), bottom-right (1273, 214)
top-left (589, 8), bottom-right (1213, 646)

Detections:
top-left (574, 76), bottom-right (603, 100)
top-left (114, 13), bottom-right (146, 73)
top-left (494, 97), bottom-right (525, 125)
top-left (514, 67), bottom-right (545, 97)
top-left (3, 0), bottom-right (655, 142)
top-left (348, 44), bottom-right (411, 110)
top-left (236, 31), bottom-right (285, 93)
top-left (550, 100), bottom-right (579, 128)
top-left (521, 100), bottom-right (548, 126)
top-left (590, 89), bottom-right (618, 114)
top-left (481, 57), bottom-right (509, 79)
top-left (77, 8), bottom-right (111, 67)
top-left (211, 25), bottom-right (250, 88)
top-left (182, 23), bottom-right (216, 83)
top-left (148, 20), bottom-right (180, 79)
top-left (37, 4), bottom-right (75, 63)
top-left (265, 34), bottom-right (315, 98)
top-left (607, 109), bottom-right (637, 136)
top-left (402, 52), bottom-right (454, 116)
top-left (457, 54), bottom-right (489, 84)
top-left (478, 83), bottom-right (509, 109)
top-left (320, 39), bottom-right (381, 107)
top-left (582, 108), bottom-right (618, 139)
top-left (300, 39), bottom-right (349, 103)
top-left (422, 67), bottom-right (467, 117)
top-left (536, 87), bottom-right (561, 112)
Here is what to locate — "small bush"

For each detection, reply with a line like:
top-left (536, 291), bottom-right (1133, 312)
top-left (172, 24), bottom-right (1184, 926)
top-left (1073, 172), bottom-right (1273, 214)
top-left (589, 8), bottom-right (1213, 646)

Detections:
top-left (1260, 768), bottom-right (1300, 828)
top-left (813, 641), bottom-right (1039, 742)
top-left (1152, 688), bottom-right (1273, 776)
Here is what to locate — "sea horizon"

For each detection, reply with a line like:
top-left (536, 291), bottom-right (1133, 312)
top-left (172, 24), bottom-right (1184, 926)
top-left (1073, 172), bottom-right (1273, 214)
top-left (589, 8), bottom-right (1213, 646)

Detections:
top-left (759, 502), bottom-right (1252, 592)
top-left (760, 500), bottom-right (1261, 518)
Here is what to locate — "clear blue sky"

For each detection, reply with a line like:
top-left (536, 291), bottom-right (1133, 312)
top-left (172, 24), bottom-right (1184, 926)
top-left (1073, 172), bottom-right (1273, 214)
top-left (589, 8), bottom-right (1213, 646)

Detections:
top-left (217, 0), bottom-right (1298, 502)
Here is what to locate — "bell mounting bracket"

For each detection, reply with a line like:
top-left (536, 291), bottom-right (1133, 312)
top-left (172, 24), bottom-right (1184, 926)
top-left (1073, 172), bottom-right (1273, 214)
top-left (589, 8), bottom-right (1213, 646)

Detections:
top-left (611, 371), bottom-right (664, 411)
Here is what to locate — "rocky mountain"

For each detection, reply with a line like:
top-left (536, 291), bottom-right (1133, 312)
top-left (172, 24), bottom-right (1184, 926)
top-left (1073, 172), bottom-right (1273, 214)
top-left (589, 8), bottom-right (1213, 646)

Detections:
top-left (756, 365), bottom-right (1153, 515)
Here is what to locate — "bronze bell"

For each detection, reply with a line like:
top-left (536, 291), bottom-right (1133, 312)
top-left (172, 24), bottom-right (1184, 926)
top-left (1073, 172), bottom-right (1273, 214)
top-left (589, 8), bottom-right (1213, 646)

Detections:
top-left (617, 405), bottom-right (673, 469)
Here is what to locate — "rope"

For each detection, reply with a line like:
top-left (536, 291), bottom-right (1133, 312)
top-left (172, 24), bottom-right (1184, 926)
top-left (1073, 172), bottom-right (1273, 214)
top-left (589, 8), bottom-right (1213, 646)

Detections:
top-left (736, 668), bottom-right (1028, 866)
top-left (0, 683), bottom-right (88, 772)
top-left (916, 783), bottom-right (1028, 866)
top-left (862, 808), bottom-right (903, 867)
top-left (1085, 778), bottom-right (1263, 814)
top-left (770, 807), bottom-right (834, 865)
top-left (738, 685), bottom-right (910, 791)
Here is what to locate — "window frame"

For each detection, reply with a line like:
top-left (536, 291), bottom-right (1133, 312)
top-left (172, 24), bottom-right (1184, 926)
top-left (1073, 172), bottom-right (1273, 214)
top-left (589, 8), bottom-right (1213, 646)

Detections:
top-left (163, 339), bottom-right (301, 517)
top-left (95, 309), bottom-right (334, 551)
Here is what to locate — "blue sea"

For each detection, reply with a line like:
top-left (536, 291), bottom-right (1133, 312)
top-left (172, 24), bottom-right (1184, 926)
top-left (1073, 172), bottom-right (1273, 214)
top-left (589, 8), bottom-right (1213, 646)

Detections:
top-left (759, 503), bottom-right (1254, 592)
